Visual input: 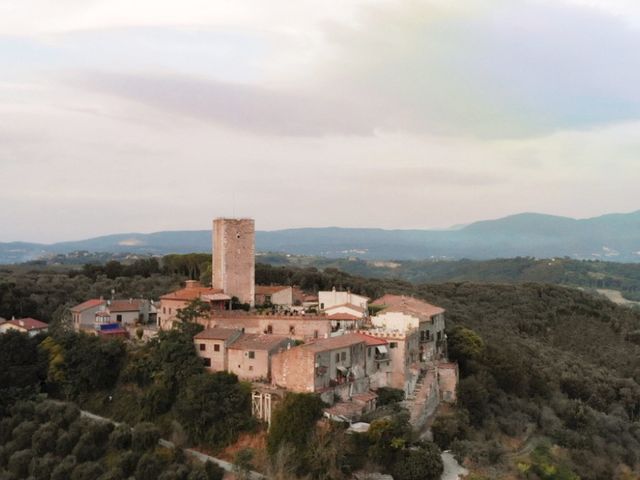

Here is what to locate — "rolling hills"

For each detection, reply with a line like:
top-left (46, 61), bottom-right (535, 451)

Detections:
top-left (2, 210), bottom-right (640, 263)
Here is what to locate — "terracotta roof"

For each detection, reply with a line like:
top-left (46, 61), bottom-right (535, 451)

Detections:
top-left (161, 285), bottom-right (224, 301)
top-left (194, 328), bottom-right (241, 341)
top-left (109, 299), bottom-right (143, 312)
top-left (352, 332), bottom-right (388, 347)
top-left (96, 311), bottom-right (111, 317)
top-left (71, 299), bottom-right (106, 312)
top-left (227, 334), bottom-right (291, 351)
top-left (303, 295), bottom-right (318, 302)
top-left (255, 285), bottom-right (290, 295)
top-left (327, 312), bottom-right (361, 321)
top-left (302, 334), bottom-right (365, 352)
top-left (372, 294), bottom-right (444, 318)
top-left (2, 318), bottom-right (48, 331)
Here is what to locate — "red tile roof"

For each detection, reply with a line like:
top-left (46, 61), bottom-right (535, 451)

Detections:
top-left (255, 285), bottom-right (290, 295)
top-left (302, 334), bottom-right (366, 352)
top-left (2, 318), bottom-right (48, 331)
top-left (71, 299), bottom-right (105, 312)
top-left (352, 332), bottom-right (388, 346)
top-left (109, 299), bottom-right (143, 312)
top-left (372, 294), bottom-right (445, 318)
top-left (194, 328), bottom-right (241, 341)
top-left (161, 286), bottom-right (224, 301)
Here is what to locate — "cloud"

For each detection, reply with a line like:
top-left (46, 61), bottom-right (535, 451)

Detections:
top-left (56, 1), bottom-right (640, 139)
top-left (73, 71), bottom-right (377, 136)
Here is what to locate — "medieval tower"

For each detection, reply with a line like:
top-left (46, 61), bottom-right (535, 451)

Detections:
top-left (212, 218), bottom-right (255, 307)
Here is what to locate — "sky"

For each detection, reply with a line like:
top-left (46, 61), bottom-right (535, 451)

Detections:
top-left (1, 0), bottom-right (640, 242)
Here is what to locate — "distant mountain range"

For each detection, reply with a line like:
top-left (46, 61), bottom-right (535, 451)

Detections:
top-left (2, 211), bottom-right (640, 264)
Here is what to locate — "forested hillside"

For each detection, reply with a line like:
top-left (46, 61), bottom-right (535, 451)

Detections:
top-left (2, 259), bottom-right (640, 478)
top-left (260, 255), bottom-right (640, 302)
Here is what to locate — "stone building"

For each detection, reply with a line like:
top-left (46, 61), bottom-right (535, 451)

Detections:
top-left (204, 311), bottom-right (334, 341)
top-left (213, 218), bottom-right (255, 307)
top-left (227, 334), bottom-right (293, 382)
top-left (271, 334), bottom-right (371, 402)
top-left (363, 328), bottom-right (421, 397)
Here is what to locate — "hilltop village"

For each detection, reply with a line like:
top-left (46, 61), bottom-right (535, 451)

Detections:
top-left (68, 218), bottom-right (458, 427)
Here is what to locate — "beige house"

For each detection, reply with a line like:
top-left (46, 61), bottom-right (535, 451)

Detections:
top-left (254, 285), bottom-right (295, 307)
top-left (194, 328), bottom-right (242, 371)
top-left (371, 294), bottom-right (446, 363)
top-left (0, 317), bottom-right (48, 337)
top-left (227, 334), bottom-right (293, 382)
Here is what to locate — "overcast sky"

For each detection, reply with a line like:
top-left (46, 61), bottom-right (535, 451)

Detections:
top-left (2, 0), bottom-right (640, 242)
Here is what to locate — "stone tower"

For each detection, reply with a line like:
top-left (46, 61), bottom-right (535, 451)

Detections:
top-left (212, 218), bottom-right (255, 307)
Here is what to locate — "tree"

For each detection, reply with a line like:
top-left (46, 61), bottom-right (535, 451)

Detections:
top-left (175, 299), bottom-right (212, 323)
top-left (391, 443), bottom-right (443, 480)
top-left (0, 331), bottom-right (47, 414)
top-left (135, 453), bottom-right (166, 480)
top-left (431, 411), bottom-right (470, 450)
top-left (447, 327), bottom-right (484, 375)
top-left (174, 372), bottom-right (252, 446)
top-left (131, 422), bottom-right (161, 452)
top-left (267, 393), bottom-right (324, 458)
top-left (233, 448), bottom-right (255, 480)
top-left (457, 376), bottom-right (490, 426)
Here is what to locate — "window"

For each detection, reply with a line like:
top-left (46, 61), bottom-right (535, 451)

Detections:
top-left (314, 330), bottom-right (318, 339)
top-left (248, 351), bottom-right (255, 359)
top-left (163, 307), bottom-right (166, 314)
top-left (335, 353), bottom-right (340, 362)
top-left (368, 348), bottom-right (372, 357)
top-left (169, 308), bottom-right (172, 314)
top-left (437, 332), bottom-right (442, 341)
top-left (390, 342), bottom-right (398, 349)
top-left (249, 366), bottom-right (253, 371)
top-left (214, 344), bottom-right (220, 352)
top-left (267, 325), bottom-right (273, 334)
top-left (341, 352), bottom-right (346, 361)
top-left (199, 344), bottom-right (206, 351)
top-left (203, 358), bottom-right (211, 367)
top-left (320, 303), bottom-right (324, 309)
top-left (289, 325), bottom-right (295, 334)
top-left (116, 314), bottom-right (122, 322)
